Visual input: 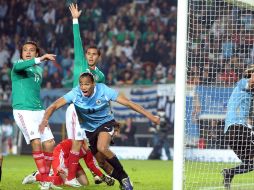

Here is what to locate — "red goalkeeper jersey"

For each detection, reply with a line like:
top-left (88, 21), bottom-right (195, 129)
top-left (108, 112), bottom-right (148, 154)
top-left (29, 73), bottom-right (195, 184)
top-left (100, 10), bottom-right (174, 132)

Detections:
top-left (54, 139), bottom-right (103, 177)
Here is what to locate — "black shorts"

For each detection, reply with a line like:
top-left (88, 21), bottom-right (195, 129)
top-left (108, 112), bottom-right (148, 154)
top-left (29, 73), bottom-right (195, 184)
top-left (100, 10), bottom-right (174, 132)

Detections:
top-left (85, 120), bottom-right (117, 155)
top-left (225, 124), bottom-right (254, 161)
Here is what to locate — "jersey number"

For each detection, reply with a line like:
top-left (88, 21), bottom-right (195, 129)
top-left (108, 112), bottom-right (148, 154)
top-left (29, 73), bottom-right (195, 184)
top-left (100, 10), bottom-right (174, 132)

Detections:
top-left (34, 73), bottom-right (40, 83)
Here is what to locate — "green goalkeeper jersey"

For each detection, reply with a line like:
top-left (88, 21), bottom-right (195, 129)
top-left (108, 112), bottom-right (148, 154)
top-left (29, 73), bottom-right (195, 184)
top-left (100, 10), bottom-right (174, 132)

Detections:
top-left (73, 20), bottom-right (105, 87)
top-left (11, 58), bottom-right (44, 110)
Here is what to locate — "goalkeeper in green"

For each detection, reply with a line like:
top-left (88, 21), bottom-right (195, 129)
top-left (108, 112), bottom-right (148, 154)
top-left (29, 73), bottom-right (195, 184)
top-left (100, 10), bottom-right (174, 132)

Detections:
top-left (11, 41), bottom-right (57, 190)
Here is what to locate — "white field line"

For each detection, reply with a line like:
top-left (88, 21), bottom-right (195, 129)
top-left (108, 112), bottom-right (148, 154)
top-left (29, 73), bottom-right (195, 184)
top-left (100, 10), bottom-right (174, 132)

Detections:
top-left (198, 183), bottom-right (254, 190)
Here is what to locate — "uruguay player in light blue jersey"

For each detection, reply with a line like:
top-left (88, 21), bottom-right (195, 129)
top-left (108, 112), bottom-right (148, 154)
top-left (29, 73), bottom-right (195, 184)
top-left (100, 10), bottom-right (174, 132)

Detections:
top-left (222, 66), bottom-right (254, 189)
top-left (225, 78), bottom-right (253, 133)
top-left (39, 72), bottom-right (160, 190)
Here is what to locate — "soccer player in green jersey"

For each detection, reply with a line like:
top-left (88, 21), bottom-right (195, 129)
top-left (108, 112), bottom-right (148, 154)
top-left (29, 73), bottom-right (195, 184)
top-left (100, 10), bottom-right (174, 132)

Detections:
top-left (64, 3), bottom-right (112, 187)
top-left (11, 41), bottom-right (57, 190)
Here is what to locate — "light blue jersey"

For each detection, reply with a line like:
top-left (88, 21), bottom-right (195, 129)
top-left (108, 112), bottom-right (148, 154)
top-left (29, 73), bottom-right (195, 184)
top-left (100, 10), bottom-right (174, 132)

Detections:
top-left (63, 83), bottom-right (119, 132)
top-left (225, 78), bottom-right (253, 133)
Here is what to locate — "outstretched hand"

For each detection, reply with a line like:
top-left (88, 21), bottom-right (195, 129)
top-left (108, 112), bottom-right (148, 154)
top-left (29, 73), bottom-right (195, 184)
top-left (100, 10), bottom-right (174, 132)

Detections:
top-left (69, 3), bottom-right (82, 19)
top-left (113, 122), bottom-right (121, 137)
top-left (39, 54), bottom-right (56, 62)
top-left (152, 116), bottom-right (160, 125)
top-left (38, 119), bottom-right (48, 134)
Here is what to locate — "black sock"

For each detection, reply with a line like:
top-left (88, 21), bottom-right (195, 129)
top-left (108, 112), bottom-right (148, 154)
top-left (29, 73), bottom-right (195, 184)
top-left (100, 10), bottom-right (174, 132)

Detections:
top-left (106, 156), bottom-right (128, 182)
top-left (110, 169), bottom-right (121, 182)
top-left (229, 160), bottom-right (254, 175)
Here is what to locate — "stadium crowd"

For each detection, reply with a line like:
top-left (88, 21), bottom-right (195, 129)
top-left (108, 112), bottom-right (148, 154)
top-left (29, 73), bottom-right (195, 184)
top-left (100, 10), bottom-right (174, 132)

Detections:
top-left (0, 0), bottom-right (177, 103)
top-left (187, 0), bottom-right (254, 86)
top-left (186, 0), bottom-right (254, 152)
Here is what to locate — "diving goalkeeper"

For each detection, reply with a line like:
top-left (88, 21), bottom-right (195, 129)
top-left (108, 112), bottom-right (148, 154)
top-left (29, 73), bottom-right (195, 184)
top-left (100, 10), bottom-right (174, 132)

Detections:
top-left (223, 65), bottom-right (254, 189)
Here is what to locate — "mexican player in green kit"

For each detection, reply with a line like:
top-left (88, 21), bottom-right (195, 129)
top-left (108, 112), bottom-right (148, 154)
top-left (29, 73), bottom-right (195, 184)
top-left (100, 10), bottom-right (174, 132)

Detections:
top-left (64, 4), bottom-right (115, 187)
top-left (11, 41), bottom-right (58, 190)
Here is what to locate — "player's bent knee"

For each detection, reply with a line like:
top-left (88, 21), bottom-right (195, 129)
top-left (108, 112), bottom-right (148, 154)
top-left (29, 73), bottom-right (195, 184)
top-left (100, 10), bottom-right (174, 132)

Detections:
top-left (31, 139), bottom-right (42, 151)
top-left (31, 138), bottom-right (41, 146)
top-left (43, 139), bottom-right (55, 147)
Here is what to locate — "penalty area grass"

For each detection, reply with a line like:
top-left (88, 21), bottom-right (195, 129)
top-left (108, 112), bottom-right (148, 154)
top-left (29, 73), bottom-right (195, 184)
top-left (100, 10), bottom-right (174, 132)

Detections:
top-left (0, 155), bottom-right (172, 190)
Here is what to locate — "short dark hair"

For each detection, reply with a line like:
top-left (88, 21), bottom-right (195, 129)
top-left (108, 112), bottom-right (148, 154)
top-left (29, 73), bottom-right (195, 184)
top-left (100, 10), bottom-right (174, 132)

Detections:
top-left (244, 65), bottom-right (254, 78)
top-left (20, 41), bottom-right (41, 58)
top-left (86, 45), bottom-right (101, 56)
top-left (79, 72), bottom-right (95, 83)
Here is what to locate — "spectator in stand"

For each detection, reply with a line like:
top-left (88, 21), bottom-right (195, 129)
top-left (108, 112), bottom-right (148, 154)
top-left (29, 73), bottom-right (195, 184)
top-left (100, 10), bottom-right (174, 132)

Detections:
top-left (121, 40), bottom-right (133, 61)
top-left (106, 72), bottom-right (117, 86)
top-left (117, 70), bottom-right (134, 85)
top-left (154, 70), bottom-right (167, 84)
top-left (0, 118), bottom-right (14, 155)
top-left (59, 48), bottom-right (73, 76)
top-left (2, 0), bottom-right (176, 89)
top-left (51, 72), bottom-right (62, 88)
top-left (140, 43), bottom-right (156, 63)
top-left (106, 36), bottom-right (122, 58)
top-left (167, 65), bottom-right (176, 83)
top-left (0, 0), bottom-right (8, 28)
top-left (61, 68), bottom-right (73, 88)
top-left (0, 63), bottom-right (11, 89)
top-left (43, 2), bottom-right (56, 25)
top-left (117, 51), bottom-right (131, 71)
top-left (41, 68), bottom-right (51, 89)
top-left (0, 42), bottom-right (10, 69)
top-left (122, 118), bottom-right (136, 146)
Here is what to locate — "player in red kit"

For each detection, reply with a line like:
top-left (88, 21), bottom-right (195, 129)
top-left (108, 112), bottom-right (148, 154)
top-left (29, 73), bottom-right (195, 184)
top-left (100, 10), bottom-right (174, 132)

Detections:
top-left (22, 139), bottom-right (114, 187)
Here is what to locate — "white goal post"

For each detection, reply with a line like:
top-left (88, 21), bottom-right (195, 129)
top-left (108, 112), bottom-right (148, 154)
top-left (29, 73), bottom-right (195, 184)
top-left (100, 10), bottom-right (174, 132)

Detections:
top-left (174, 0), bottom-right (254, 189)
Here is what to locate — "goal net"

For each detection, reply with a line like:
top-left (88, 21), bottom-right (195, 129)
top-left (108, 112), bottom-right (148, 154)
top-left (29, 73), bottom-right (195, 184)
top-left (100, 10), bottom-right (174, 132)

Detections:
top-left (184, 0), bottom-right (254, 189)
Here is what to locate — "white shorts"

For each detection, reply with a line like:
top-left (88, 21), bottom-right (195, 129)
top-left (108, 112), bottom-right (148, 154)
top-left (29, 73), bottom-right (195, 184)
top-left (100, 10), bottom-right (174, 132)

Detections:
top-left (66, 104), bottom-right (87, 140)
top-left (13, 110), bottom-right (54, 144)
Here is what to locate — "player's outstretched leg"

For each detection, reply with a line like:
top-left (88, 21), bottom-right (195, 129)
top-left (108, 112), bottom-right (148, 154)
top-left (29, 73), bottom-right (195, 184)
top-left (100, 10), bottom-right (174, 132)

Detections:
top-left (39, 182), bottom-right (62, 190)
top-left (222, 169), bottom-right (234, 189)
top-left (121, 177), bottom-right (133, 190)
top-left (22, 171), bottom-right (38, 184)
top-left (39, 182), bottom-right (51, 190)
top-left (65, 177), bottom-right (82, 187)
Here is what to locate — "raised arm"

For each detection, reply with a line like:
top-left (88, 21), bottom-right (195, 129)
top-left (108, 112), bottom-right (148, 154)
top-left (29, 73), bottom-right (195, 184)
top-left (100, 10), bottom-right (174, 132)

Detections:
top-left (13, 54), bottom-right (55, 71)
top-left (69, 3), bottom-right (89, 87)
top-left (39, 97), bottom-right (67, 133)
top-left (116, 93), bottom-right (160, 125)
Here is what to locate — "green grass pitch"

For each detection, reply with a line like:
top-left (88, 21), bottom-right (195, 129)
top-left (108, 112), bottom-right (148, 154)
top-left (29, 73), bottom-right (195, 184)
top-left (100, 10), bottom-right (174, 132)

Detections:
top-left (0, 155), bottom-right (172, 190)
top-left (2, 156), bottom-right (254, 190)
top-left (185, 161), bottom-right (254, 190)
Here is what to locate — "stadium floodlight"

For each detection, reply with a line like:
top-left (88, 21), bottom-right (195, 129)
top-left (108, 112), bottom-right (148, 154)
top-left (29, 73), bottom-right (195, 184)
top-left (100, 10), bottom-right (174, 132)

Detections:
top-left (174, 0), bottom-right (254, 189)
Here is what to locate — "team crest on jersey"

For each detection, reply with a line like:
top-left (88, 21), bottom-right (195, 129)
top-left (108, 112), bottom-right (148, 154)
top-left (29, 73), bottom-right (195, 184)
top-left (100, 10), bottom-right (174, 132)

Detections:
top-left (77, 132), bottom-right (81, 137)
top-left (94, 75), bottom-right (99, 81)
top-left (96, 99), bottom-right (101, 105)
top-left (30, 131), bottom-right (34, 136)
